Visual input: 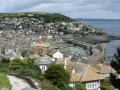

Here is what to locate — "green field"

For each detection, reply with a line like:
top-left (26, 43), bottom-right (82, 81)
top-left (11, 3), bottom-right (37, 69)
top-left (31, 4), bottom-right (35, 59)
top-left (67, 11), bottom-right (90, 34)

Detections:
top-left (0, 74), bottom-right (11, 89)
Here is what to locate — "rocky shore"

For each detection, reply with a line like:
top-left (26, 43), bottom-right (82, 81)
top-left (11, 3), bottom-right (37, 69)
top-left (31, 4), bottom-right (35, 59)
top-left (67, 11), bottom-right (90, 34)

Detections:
top-left (78, 33), bottom-right (120, 45)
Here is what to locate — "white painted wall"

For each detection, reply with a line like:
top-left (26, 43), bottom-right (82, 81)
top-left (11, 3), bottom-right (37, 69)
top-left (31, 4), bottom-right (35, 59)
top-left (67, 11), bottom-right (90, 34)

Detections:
top-left (69, 80), bottom-right (101, 90)
top-left (86, 80), bottom-right (100, 90)
top-left (69, 83), bottom-right (75, 88)
top-left (5, 49), bottom-right (15, 54)
top-left (39, 65), bottom-right (47, 74)
top-left (100, 73), bottom-right (110, 78)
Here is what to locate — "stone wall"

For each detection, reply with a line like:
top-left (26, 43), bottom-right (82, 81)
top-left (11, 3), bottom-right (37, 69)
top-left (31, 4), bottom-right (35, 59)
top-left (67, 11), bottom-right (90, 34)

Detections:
top-left (88, 44), bottom-right (105, 66)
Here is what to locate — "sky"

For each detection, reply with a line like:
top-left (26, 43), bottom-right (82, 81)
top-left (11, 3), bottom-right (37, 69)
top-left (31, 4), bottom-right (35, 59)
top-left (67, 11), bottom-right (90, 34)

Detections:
top-left (0, 0), bottom-right (120, 19)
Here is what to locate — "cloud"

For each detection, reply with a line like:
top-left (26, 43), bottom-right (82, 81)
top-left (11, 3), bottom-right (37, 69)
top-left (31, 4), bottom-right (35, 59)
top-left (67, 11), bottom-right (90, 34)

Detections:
top-left (0, 0), bottom-right (120, 19)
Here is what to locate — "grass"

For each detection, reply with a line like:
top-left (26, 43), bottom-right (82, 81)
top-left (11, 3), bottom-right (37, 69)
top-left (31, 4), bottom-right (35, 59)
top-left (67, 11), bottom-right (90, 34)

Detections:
top-left (101, 78), bottom-right (114, 90)
top-left (34, 76), bottom-right (60, 90)
top-left (0, 74), bottom-right (11, 89)
top-left (101, 86), bottom-right (114, 90)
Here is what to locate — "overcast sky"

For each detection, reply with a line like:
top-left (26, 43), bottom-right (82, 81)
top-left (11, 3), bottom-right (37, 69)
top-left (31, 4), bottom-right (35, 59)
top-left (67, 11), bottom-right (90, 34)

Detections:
top-left (0, 0), bottom-right (120, 19)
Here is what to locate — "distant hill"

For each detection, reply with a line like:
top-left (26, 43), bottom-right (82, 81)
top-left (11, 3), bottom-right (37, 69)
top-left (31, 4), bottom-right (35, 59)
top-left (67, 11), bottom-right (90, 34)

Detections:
top-left (0, 12), bottom-right (74, 22)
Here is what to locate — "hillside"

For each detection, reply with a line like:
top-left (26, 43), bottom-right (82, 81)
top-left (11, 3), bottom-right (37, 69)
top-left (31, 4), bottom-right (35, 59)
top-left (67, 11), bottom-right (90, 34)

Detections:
top-left (0, 12), bottom-right (109, 44)
top-left (0, 12), bottom-right (73, 22)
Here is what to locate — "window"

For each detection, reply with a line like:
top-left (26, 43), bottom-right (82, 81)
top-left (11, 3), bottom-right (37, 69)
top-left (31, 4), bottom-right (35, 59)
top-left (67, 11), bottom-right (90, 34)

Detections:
top-left (94, 82), bottom-right (96, 88)
top-left (87, 81), bottom-right (99, 89)
top-left (87, 84), bottom-right (89, 89)
top-left (89, 83), bottom-right (91, 88)
top-left (92, 83), bottom-right (94, 88)
top-left (42, 65), bottom-right (45, 70)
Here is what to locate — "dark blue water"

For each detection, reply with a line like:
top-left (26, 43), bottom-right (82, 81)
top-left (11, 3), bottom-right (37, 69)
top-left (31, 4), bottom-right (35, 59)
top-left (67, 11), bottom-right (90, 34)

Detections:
top-left (77, 19), bottom-right (120, 61)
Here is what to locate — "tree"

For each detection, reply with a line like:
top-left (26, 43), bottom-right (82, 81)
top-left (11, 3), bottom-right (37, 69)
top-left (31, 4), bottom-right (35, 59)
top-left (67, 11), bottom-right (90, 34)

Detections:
top-left (82, 25), bottom-right (89, 31)
top-left (1, 58), bottom-right (10, 64)
top-left (21, 51), bottom-right (28, 58)
top-left (58, 81), bottom-right (73, 90)
top-left (75, 83), bottom-right (85, 90)
top-left (110, 48), bottom-right (120, 89)
top-left (45, 64), bottom-right (70, 86)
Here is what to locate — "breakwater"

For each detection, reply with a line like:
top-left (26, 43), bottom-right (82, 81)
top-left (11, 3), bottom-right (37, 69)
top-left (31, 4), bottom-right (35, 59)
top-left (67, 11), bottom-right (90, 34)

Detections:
top-left (88, 44), bottom-right (105, 66)
top-left (65, 38), bottom-right (105, 65)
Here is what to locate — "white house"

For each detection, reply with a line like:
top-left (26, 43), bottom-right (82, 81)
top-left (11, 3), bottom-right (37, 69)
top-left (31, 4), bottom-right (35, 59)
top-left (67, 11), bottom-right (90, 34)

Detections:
top-left (46, 35), bottom-right (52, 39)
top-left (54, 59), bottom-right (104, 90)
top-left (69, 64), bottom-right (104, 90)
top-left (53, 49), bottom-right (63, 59)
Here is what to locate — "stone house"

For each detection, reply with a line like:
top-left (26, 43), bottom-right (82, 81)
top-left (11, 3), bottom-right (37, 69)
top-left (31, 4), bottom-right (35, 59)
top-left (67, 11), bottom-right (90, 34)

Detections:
top-left (54, 59), bottom-right (104, 90)
top-left (1, 44), bottom-right (16, 55)
top-left (34, 56), bottom-right (54, 74)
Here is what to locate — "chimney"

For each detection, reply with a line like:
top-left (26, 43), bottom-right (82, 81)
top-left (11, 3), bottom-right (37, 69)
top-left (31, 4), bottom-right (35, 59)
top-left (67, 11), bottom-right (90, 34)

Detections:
top-left (64, 58), bottom-right (67, 70)
top-left (72, 67), bottom-right (75, 74)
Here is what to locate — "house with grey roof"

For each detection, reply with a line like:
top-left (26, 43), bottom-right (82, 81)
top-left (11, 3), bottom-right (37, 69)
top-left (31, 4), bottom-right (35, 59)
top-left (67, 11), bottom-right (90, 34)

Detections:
top-left (34, 56), bottom-right (53, 74)
top-left (95, 64), bottom-right (116, 78)
top-left (1, 44), bottom-right (16, 55)
top-left (54, 59), bottom-right (104, 90)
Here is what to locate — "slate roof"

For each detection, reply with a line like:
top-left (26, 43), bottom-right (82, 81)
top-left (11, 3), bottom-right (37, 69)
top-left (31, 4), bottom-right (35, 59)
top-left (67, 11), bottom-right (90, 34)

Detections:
top-left (70, 64), bottom-right (104, 82)
top-left (54, 59), bottom-right (104, 83)
top-left (79, 65), bottom-right (104, 82)
top-left (2, 44), bottom-right (16, 49)
top-left (35, 60), bottom-right (52, 65)
top-left (35, 56), bottom-right (52, 65)
top-left (95, 64), bottom-right (116, 74)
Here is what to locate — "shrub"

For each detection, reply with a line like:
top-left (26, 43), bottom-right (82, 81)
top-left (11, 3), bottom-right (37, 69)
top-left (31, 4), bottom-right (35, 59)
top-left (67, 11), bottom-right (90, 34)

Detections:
top-left (45, 64), bottom-right (70, 86)
top-left (75, 83), bottom-right (85, 90)
top-left (101, 86), bottom-right (114, 90)
top-left (1, 58), bottom-right (10, 64)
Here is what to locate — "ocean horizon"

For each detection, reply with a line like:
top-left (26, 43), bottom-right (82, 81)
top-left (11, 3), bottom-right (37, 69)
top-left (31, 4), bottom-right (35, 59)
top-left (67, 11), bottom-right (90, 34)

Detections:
top-left (77, 18), bottom-right (120, 35)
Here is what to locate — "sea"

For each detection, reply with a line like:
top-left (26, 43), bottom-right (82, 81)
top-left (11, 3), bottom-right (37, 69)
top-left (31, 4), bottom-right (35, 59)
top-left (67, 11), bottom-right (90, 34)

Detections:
top-left (77, 19), bottom-right (120, 63)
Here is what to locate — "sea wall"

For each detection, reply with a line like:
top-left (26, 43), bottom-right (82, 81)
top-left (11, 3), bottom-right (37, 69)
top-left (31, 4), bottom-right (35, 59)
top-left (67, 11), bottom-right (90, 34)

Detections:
top-left (88, 44), bottom-right (105, 66)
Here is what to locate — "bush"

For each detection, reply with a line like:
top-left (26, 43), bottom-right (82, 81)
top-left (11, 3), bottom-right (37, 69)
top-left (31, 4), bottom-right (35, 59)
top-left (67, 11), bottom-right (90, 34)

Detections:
top-left (101, 86), bottom-right (114, 90)
top-left (1, 58), bottom-right (10, 64)
top-left (75, 83), bottom-right (85, 90)
top-left (8, 59), bottom-right (42, 77)
top-left (37, 76), bottom-right (45, 81)
top-left (58, 81), bottom-right (73, 90)
top-left (21, 51), bottom-right (28, 57)
top-left (40, 80), bottom-right (60, 90)
top-left (10, 59), bottom-right (28, 65)
top-left (0, 74), bottom-right (12, 89)
top-left (45, 64), bottom-right (70, 86)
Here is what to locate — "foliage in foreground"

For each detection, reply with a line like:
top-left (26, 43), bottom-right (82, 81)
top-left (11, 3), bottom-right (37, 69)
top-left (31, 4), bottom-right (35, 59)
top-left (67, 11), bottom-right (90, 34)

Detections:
top-left (45, 64), bottom-right (70, 86)
top-left (101, 78), bottom-right (114, 90)
top-left (110, 48), bottom-right (120, 89)
top-left (0, 74), bottom-right (11, 89)
top-left (40, 79), bottom-right (60, 90)
top-left (75, 83), bottom-right (85, 90)
top-left (45, 64), bottom-right (85, 90)
top-left (57, 81), bottom-right (73, 90)
top-left (101, 86), bottom-right (114, 90)
top-left (0, 58), bottom-right (86, 90)
top-left (0, 58), bottom-right (42, 78)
